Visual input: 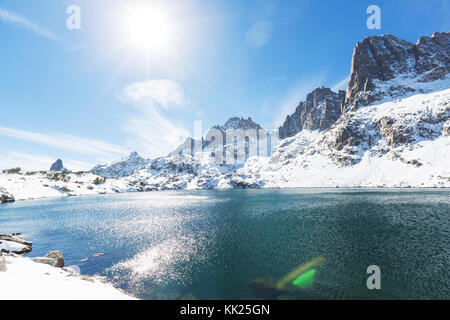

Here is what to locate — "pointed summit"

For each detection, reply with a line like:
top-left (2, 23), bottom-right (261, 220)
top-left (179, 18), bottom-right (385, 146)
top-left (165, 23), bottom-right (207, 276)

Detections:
top-left (50, 159), bottom-right (69, 172)
top-left (91, 152), bottom-right (149, 178)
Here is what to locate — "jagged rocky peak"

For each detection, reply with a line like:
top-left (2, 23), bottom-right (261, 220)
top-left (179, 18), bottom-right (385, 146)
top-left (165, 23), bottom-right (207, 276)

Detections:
top-left (50, 159), bottom-right (69, 172)
top-left (345, 32), bottom-right (450, 108)
top-left (91, 151), bottom-right (149, 178)
top-left (214, 117), bottom-right (262, 133)
top-left (171, 117), bottom-right (264, 157)
top-left (279, 87), bottom-right (346, 140)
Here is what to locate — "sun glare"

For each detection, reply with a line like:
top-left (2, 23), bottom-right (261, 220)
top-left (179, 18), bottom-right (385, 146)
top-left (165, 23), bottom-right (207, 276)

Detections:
top-left (126, 7), bottom-right (173, 52)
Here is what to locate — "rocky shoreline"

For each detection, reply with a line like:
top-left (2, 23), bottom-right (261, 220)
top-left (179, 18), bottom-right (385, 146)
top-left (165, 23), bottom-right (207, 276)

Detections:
top-left (0, 234), bottom-right (135, 300)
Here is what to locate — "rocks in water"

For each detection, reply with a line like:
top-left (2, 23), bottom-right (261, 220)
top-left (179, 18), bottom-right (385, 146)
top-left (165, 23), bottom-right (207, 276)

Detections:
top-left (50, 159), bottom-right (69, 172)
top-left (45, 250), bottom-right (65, 268)
top-left (0, 234), bottom-right (32, 254)
top-left (279, 87), bottom-right (346, 140)
top-left (345, 32), bottom-right (450, 109)
top-left (0, 187), bottom-right (15, 204)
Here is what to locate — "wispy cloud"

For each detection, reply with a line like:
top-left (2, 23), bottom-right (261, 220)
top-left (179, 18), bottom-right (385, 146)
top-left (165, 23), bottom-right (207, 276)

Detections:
top-left (122, 80), bottom-right (187, 109)
top-left (0, 8), bottom-right (59, 41)
top-left (332, 76), bottom-right (349, 92)
top-left (121, 80), bottom-right (190, 158)
top-left (245, 20), bottom-right (273, 48)
top-left (0, 126), bottom-right (127, 159)
top-left (268, 75), bottom-right (288, 82)
top-left (64, 44), bottom-right (88, 52)
top-left (0, 152), bottom-right (93, 172)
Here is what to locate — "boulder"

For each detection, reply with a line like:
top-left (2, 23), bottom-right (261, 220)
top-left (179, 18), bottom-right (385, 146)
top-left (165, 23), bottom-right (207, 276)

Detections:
top-left (31, 257), bottom-right (59, 267)
top-left (0, 188), bottom-right (15, 204)
top-left (45, 250), bottom-right (64, 268)
top-left (0, 256), bottom-right (6, 272)
top-left (0, 234), bottom-right (33, 247)
top-left (0, 239), bottom-right (32, 254)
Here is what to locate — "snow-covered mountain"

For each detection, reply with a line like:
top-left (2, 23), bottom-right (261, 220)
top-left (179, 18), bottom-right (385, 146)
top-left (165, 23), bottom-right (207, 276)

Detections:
top-left (279, 87), bottom-right (346, 139)
top-left (91, 152), bottom-right (150, 178)
top-left (345, 32), bottom-right (449, 109)
top-left (1, 32), bottom-right (449, 202)
top-left (230, 87), bottom-right (450, 188)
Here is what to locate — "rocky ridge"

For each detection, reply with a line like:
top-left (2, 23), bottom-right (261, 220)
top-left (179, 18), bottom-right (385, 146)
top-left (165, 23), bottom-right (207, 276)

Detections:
top-left (92, 151), bottom-right (150, 178)
top-left (279, 87), bottom-right (346, 139)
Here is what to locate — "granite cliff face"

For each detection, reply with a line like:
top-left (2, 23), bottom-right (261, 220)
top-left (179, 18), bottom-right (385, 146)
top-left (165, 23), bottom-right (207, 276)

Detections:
top-left (345, 32), bottom-right (450, 109)
top-left (279, 87), bottom-right (346, 140)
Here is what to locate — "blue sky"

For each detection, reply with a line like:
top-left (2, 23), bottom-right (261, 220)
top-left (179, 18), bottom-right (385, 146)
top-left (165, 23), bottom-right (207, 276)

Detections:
top-left (1, 0), bottom-right (448, 171)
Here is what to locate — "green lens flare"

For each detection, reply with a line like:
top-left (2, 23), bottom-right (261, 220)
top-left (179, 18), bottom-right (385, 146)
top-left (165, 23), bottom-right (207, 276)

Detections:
top-left (292, 268), bottom-right (316, 288)
top-left (276, 256), bottom-right (325, 290)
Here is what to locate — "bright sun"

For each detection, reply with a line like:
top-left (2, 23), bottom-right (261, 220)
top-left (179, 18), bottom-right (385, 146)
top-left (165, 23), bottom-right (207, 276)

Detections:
top-left (126, 7), bottom-right (173, 52)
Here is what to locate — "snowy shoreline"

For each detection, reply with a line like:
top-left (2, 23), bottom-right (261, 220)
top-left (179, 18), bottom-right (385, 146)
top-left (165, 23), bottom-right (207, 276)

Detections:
top-left (0, 235), bottom-right (136, 300)
top-left (1, 182), bottom-right (450, 205)
top-left (1, 185), bottom-right (449, 205)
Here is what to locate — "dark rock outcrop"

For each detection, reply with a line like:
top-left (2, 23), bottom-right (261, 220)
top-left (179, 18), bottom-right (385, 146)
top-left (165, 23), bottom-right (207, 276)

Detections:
top-left (345, 32), bottom-right (450, 109)
top-left (0, 187), bottom-right (15, 203)
top-left (279, 87), bottom-right (346, 140)
top-left (50, 159), bottom-right (69, 172)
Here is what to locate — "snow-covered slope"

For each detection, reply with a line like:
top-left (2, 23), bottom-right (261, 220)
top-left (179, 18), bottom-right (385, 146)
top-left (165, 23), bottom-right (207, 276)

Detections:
top-left (231, 87), bottom-right (450, 188)
top-left (0, 255), bottom-right (135, 300)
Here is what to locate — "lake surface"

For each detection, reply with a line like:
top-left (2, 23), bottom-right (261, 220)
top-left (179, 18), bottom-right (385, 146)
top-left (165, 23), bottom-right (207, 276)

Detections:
top-left (0, 189), bottom-right (449, 300)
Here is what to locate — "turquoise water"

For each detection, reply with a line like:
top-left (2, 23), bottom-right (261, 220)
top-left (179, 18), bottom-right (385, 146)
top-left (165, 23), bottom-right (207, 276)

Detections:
top-left (0, 189), bottom-right (449, 300)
